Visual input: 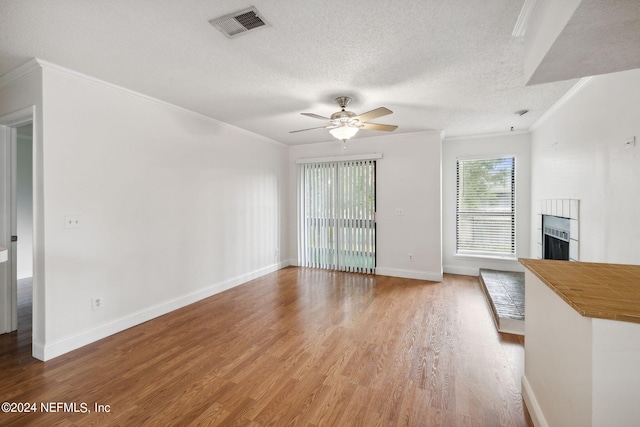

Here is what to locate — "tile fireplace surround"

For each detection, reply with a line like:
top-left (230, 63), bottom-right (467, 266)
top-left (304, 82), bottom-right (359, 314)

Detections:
top-left (536, 199), bottom-right (579, 261)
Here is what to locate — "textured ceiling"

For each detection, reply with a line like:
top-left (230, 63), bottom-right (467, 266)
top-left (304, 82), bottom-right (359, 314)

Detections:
top-left (0, 1), bottom-right (632, 145)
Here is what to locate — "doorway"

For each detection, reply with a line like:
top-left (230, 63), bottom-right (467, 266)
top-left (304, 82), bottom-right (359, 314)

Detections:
top-left (0, 106), bottom-right (39, 359)
top-left (16, 124), bottom-right (34, 335)
top-left (298, 159), bottom-right (377, 273)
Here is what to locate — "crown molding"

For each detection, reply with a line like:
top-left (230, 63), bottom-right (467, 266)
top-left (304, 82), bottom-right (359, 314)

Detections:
top-left (0, 58), bottom-right (43, 89)
top-left (444, 130), bottom-right (529, 142)
top-left (529, 77), bottom-right (594, 131)
top-left (513, 0), bottom-right (538, 37)
top-left (38, 59), bottom-right (287, 148)
top-left (0, 58), bottom-right (288, 148)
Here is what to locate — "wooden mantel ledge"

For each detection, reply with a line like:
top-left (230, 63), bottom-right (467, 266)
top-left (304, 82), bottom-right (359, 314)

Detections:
top-left (519, 258), bottom-right (640, 324)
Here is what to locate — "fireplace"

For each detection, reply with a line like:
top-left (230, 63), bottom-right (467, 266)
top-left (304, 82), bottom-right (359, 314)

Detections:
top-left (542, 215), bottom-right (570, 260)
top-left (536, 199), bottom-right (579, 261)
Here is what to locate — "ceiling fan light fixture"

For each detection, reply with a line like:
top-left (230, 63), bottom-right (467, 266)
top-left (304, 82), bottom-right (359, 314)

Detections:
top-left (329, 126), bottom-right (359, 142)
top-left (290, 96), bottom-right (396, 141)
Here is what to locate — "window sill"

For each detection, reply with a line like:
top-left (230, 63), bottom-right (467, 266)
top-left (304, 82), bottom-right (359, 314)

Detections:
top-left (454, 253), bottom-right (518, 263)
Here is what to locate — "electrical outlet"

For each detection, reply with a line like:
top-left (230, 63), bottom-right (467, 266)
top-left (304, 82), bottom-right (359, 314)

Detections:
top-left (64, 215), bottom-right (82, 229)
top-left (395, 208), bottom-right (404, 216)
top-left (91, 297), bottom-right (103, 311)
top-left (409, 253), bottom-right (414, 262)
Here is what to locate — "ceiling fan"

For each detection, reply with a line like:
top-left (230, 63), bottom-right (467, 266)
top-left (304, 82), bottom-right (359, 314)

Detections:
top-left (290, 97), bottom-right (398, 143)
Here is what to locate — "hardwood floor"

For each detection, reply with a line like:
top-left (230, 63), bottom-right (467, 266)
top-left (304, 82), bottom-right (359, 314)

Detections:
top-left (0, 268), bottom-right (532, 426)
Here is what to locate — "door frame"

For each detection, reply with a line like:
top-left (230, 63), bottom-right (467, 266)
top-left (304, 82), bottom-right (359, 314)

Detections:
top-left (0, 106), bottom-right (40, 358)
top-left (297, 158), bottom-right (378, 273)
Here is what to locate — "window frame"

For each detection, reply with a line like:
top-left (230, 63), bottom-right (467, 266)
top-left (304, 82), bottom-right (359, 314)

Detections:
top-left (455, 155), bottom-right (517, 260)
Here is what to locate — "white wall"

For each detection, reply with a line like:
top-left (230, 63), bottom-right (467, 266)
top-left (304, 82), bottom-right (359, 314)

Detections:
top-left (16, 124), bottom-right (33, 279)
top-left (523, 269), bottom-right (640, 427)
top-left (530, 69), bottom-right (640, 264)
top-left (289, 132), bottom-right (443, 281)
top-left (7, 62), bottom-right (289, 359)
top-left (442, 132), bottom-right (532, 276)
top-left (592, 318), bottom-right (640, 427)
top-left (522, 269), bottom-right (593, 427)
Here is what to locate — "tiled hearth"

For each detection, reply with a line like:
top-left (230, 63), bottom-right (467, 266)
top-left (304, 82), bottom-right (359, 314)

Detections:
top-left (536, 199), bottom-right (580, 261)
top-left (479, 269), bottom-right (525, 336)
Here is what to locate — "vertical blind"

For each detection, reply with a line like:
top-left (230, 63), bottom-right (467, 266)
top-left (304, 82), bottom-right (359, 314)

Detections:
top-left (298, 160), bottom-right (376, 273)
top-left (456, 157), bottom-right (515, 257)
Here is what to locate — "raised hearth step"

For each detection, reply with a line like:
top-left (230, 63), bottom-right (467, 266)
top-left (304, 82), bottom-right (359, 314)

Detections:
top-left (479, 269), bottom-right (524, 336)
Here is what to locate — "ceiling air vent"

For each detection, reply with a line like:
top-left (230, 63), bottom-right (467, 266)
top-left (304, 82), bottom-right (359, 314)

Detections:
top-left (209, 6), bottom-right (269, 38)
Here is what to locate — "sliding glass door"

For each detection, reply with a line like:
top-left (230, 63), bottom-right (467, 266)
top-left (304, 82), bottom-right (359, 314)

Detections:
top-left (298, 160), bottom-right (376, 273)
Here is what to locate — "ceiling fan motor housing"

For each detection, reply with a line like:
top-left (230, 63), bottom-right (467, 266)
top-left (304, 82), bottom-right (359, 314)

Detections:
top-left (331, 97), bottom-right (358, 125)
top-left (331, 110), bottom-right (357, 123)
top-left (335, 96), bottom-right (352, 109)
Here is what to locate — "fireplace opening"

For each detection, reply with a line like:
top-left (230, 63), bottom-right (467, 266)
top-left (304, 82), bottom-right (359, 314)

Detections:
top-left (542, 215), bottom-right (570, 261)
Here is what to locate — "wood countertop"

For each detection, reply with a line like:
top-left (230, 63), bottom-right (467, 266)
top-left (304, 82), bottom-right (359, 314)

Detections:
top-left (519, 258), bottom-right (640, 324)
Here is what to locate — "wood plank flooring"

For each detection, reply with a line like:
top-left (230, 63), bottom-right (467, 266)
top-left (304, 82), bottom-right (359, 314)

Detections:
top-left (0, 268), bottom-right (532, 426)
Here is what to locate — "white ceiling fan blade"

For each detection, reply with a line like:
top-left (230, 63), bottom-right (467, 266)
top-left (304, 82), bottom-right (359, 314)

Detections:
top-left (354, 107), bottom-right (392, 123)
top-left (301, 113), bottom-right (331, 121)
top-left (359, 123), bottom-right (398, 131)
top-left (289, 125), bottom-right (337, 133)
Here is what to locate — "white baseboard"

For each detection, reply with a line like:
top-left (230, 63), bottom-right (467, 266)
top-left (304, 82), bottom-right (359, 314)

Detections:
top-left (443, 264), bottom-right (479, 276)
top-left (522, 375), bottom-right (549, 427)
top-left (41, 261), bottom-right (289, 361)
top-left (444, 259), bottom-right (524, 277)
top-left (32, 341), bottom-right (45, 360)
top-left (375, 267), bottom-right (442, 282)
top-left (283, 262), bottom-right (441, 282)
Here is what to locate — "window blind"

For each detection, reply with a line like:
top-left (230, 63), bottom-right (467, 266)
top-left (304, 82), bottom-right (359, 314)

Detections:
top-left (456, 157), bottom-right (515, 257)
top-left (298, 160), bottom-right (376, 273)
